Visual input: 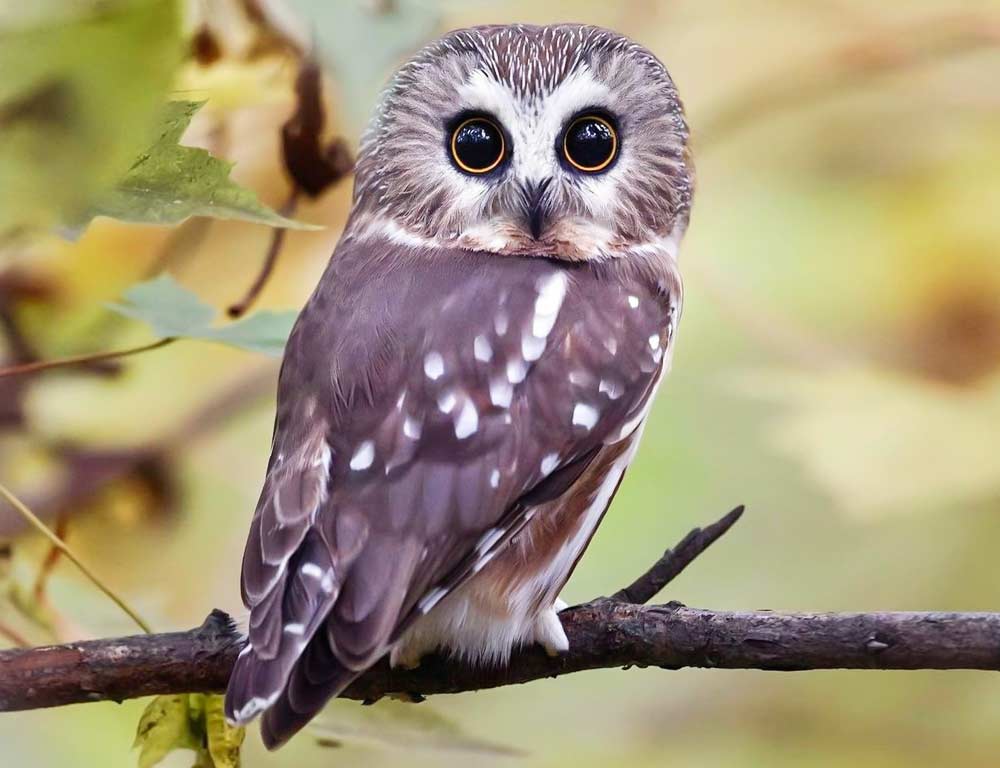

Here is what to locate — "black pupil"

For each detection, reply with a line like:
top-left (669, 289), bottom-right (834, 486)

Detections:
top-left (454, 120), bottom-right (502, 171)
top-left (566, 118), bottom-right (615, 169)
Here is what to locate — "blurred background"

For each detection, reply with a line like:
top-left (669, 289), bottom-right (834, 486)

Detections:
top-left (2, 0), bottom-right (1000, 765)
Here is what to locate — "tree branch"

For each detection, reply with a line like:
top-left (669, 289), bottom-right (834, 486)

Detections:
top-left (2, 603), bottom-right (999, 713)
top-left (1, 509), bottom-right (998, 714)
top-left (610, 505), bottom-right (744, 604)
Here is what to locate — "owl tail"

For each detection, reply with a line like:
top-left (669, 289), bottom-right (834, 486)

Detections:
top-left (226, 629), bottom-right (362, 750)
top-left (260, 660), bottom-right (358, 750)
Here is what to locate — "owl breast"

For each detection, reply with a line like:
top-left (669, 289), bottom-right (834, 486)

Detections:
top-left (391, 430), bottom-right (644, 668)
top-left (385, 247), bottom-right (678, 667)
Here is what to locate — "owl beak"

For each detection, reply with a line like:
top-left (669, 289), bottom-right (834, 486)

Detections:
top-left (522, 178), bottom-right (552, 240)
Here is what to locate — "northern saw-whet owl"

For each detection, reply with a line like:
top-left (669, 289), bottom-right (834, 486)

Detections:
top-left (225, 23), bottom-right (692, 748)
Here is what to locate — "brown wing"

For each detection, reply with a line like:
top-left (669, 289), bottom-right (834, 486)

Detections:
top-left (224, 237), bottom-right (680, 747)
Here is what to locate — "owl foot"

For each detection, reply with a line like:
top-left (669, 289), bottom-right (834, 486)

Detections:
top-left (534, 603), bottom-right (570, 657)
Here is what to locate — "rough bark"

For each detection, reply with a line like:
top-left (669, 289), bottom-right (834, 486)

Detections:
top-left (2, 605), bottom-right (999, 712)
top-left (1, 507), bottom-right (997, 713)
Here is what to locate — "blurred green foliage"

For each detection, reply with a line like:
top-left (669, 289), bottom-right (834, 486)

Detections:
top-left (0, 0), bottom-right (182, 239)
top-left (110, 274), bottom-right (298, 357)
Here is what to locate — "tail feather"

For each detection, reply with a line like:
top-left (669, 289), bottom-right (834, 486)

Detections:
top-left (260, 642), bottom-right (359, 750)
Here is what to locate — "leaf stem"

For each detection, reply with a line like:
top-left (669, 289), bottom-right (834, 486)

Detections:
top-left (227, 191), bottom-right (298, 318)
top-left (0, 482), bottom-right (152, 634)
top-left (0, 337), bottom-right (174, 379)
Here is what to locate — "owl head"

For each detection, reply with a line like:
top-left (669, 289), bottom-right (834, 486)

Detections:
top-left (348, 24), bottom-right (692, 261)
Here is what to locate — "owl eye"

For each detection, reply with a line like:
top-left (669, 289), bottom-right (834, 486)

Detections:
top-left (562, 114), bottom-right (618, 173)
top-left (450, 117), bottom-right (506, 175)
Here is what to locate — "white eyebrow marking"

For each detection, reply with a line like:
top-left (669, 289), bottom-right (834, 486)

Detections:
top-left (349, 440), bottom-right (375, 470)
top-left (628, 295), bottom-right (640, 309)
top-left (424, 351), bottom-right (445, 380)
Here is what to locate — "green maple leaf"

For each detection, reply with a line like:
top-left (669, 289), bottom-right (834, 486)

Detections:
top-left (88, 101), bottom-right (318, 230)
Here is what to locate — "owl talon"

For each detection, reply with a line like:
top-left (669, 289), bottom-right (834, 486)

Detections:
top-left (535, 605), bottom-right (570, 656)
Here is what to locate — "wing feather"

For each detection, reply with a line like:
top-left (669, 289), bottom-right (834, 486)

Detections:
top-left (225, 239), bottom-right (681, 748)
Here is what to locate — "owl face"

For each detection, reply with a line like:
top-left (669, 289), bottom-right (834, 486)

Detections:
top-left (350, 25), bottom-right (692, 261)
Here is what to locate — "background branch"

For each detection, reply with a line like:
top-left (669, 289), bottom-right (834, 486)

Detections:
top-left (697, 11), bottom-right (1000, 147)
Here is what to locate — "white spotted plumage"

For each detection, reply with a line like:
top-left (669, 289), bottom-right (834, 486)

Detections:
top-left (226, 22), bottom-right (691, 750)
top-left (348, 440), bottom-right (374, 471)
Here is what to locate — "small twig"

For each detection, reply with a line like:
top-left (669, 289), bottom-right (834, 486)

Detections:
top-left (611, 505), bottom-right (745, 604)
top-left (227, 192), bottom-right (298, 318)
top-left (0, 622), bottom-right (30, 649)
top-left (0, 483), bottom-right (151, 634)
top-left (0, 338), bottom-right (174, 380)
top-left (227, 57), bottom-right (353, 319)
top-left (32, 510), bottom-right (70, 605)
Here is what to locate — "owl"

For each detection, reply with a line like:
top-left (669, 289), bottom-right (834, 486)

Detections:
top-left (224, 23), bottom-right (692, 748)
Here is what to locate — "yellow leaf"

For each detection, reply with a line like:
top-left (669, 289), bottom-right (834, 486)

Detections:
top-left (134, 695), bottom-right (199, 768)
top-left (203, 694), bottom-right (245, 768)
